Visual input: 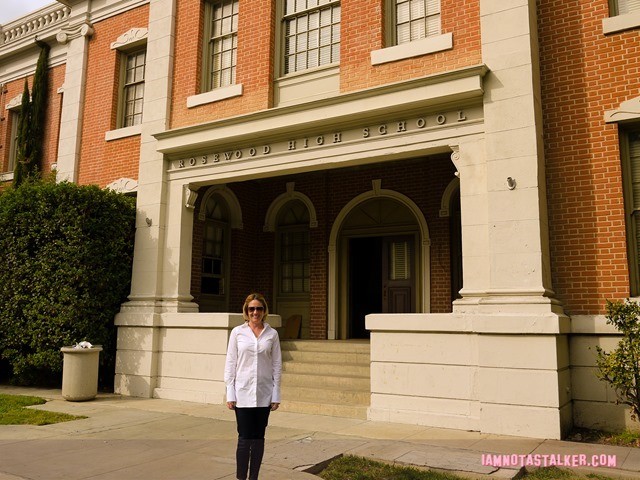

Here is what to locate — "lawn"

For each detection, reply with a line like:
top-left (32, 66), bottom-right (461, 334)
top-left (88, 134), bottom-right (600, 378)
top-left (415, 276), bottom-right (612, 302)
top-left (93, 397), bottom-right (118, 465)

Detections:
top-left (318, 456), bottom-right (619, 480)
top-left (0, 393), bottom-right (84, 425)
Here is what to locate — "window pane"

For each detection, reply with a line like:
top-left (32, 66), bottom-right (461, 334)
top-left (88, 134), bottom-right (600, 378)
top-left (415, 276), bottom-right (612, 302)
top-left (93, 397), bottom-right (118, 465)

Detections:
top-left (284, 2), bottom-right (340, 74)
top-left (207, 0), bottom-right (238, 89)
top-left (395, 0), bottom-right (440, 45)
top-left (618, 0), bottom-right (640, 14)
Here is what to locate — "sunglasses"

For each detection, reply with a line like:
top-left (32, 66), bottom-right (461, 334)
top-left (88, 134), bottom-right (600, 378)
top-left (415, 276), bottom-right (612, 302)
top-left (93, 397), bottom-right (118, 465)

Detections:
top-left (248, 306), bottom-right (264, 312)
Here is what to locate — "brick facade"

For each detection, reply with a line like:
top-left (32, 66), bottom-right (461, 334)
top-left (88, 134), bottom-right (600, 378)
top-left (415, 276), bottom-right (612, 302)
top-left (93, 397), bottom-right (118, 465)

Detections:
top-left (540, 0), bottom-right (640, 314)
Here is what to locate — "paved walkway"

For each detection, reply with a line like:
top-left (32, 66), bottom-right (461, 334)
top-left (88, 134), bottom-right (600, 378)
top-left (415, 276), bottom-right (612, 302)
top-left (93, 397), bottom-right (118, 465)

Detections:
top-left (1, 386), bottom-right (639, 480)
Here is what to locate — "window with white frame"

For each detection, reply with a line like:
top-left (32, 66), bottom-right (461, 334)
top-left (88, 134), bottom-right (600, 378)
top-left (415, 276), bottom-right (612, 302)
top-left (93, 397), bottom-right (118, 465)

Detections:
top-left (121, 49), bottom-right (146, 127)
top-left (283, 0), bottom-right (340, 75)
top-left (203, 0), bottom-right (238, 90)
top-left (393, 0), bottom-right (441, 45)
top-left (622, 128), bottom-right (640, 295)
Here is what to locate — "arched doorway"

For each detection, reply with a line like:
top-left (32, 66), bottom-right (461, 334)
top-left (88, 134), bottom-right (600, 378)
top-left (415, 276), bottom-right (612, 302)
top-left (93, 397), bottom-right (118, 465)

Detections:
top-left (328, 184), bottom-right (430, 339)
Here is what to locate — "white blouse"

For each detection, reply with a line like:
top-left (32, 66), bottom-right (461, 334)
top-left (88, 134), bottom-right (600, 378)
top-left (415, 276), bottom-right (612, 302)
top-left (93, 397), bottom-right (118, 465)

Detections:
top-left (224, 322), bottom-right (282, 408)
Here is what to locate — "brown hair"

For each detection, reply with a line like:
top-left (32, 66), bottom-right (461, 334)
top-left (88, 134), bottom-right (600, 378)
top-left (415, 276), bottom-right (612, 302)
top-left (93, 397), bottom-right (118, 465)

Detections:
top-left (242, 293), bottom-right (269, 322)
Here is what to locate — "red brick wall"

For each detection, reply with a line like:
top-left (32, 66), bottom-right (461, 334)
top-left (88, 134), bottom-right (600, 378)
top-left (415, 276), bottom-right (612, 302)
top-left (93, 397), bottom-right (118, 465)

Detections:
top-left (170, 0), bottom-right (275, 128)
top-left (170, 0), bottom-right (481, 127)
top-left (191, 156), bottom-right (456, 337)
top-left (539, 0), bottom-right (640, 314)
top-left (0, 64), bottom-right (65, 177)
top-left (77, 4), bottom-right (149, 187)
top-left (340, 0), bottom-right (481, 92)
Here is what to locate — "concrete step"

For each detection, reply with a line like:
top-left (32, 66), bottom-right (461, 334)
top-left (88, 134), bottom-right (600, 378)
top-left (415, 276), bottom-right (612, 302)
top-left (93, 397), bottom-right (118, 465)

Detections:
top-left (281, 372), bottom-right (370, 391)
top-left (281, 349), bottom-right (370, 365)
top-left (279, 399), bottom-right (368, 419)
top-left (282, 361), bottom-right (370, 377)
top-left (281, 385), bottom-right (370, 405)
top-left (281, 340), bottom-right (370, 354)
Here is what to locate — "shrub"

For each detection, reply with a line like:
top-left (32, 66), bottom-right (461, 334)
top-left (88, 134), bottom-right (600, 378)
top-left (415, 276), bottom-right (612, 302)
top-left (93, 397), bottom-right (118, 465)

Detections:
top-left (0, 179), bottom-right (135, 388)
top-left (595, 300), bottom-right (640, 422)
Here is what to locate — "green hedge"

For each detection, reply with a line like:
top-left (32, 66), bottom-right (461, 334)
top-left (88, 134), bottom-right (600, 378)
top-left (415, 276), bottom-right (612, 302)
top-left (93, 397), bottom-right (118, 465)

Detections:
top-left (0, 180), bottom-right (135, 388)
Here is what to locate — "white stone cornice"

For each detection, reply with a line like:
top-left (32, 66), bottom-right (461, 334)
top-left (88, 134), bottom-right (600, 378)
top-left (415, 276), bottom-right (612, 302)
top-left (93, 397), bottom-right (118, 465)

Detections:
top-left (110, 28), bottom-right (148, 50)
top-left (106, 178), bottom-right (138, 194)
top-left (605, 96), bottom-right (640, 123)
top-left (56, 22), bottom-right (93, 44)
top-left (1, 4), bottom-right (71, 47)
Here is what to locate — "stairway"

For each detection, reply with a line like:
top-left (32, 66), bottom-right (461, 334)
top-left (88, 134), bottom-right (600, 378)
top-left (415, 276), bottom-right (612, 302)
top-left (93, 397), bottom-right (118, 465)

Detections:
top-left (279, 340), bottom-right (371, 419)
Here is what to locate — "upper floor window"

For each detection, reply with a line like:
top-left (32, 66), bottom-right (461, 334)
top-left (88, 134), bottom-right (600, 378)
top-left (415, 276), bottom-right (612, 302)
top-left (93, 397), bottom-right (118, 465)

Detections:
top-left (615, 0), bottom-right (640, 15)
top-left (204, 0), bottom-right (238, 90)
top-left (393, 0), bottom-right (441, 45)
top-left (7, 110), bottom-right (19, 174)
top-left (283, 0), bottom-right (340, 75)
top-left (121, 49), bottom-right (146, 127)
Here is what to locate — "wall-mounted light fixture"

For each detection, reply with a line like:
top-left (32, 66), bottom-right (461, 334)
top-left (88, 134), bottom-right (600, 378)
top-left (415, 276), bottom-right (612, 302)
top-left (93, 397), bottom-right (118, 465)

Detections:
top-left (507, 177), bottom-right (517, 190)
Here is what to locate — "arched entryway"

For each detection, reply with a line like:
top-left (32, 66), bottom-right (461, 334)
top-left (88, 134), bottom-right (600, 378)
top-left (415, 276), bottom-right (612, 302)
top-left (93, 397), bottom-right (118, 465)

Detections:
top-left (328, 181), bottom-right (431, 339)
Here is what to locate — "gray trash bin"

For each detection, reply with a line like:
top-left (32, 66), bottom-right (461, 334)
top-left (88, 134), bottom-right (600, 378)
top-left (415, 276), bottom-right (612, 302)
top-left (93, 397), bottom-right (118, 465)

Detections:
top-left (60, 345), bottom-right (102, 401)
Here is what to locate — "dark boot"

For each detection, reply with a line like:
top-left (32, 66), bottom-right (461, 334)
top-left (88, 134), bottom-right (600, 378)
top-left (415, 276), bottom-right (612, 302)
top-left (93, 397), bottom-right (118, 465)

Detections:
top-left (236, 438), bottom-right (251, 480)
top-left (248, 439), bottom-right (265, 480)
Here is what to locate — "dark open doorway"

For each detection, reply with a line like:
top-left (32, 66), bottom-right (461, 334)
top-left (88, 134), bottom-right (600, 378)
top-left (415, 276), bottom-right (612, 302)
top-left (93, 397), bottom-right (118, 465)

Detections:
top-left (348, 237), bottom-right (382, 339)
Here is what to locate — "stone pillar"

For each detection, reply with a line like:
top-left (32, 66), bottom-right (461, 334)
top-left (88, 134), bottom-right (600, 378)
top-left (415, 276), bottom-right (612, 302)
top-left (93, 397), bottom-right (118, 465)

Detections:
top-left (55, 2), bottom-right (93, 182)
top-left (454, 0), bottom-right (572, 438)
top-left (114, 0), bottom-right (190, 397)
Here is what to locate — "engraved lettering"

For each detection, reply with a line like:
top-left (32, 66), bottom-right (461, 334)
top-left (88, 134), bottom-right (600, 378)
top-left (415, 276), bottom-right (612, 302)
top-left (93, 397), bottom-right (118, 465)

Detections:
top-left (224, 152), bottom-right (233, 160)
top-left (288, 140), bottom-right (296, 150)
top-left (363, 127), bottom-right (370, 138)
top-left (179, 159), bottom-right (185, 168)
top-left (189, 157), bottom-right (196, 166)
top-left (202, 156), bottom-right (208, 164)
top-left (333, 132), bottom-right (342, 143)
top-left (436, 114), bottom-right (446, 125)
top-left (214, 154), bottom-right (220, 163)
top-left (397, 121), bottom-right (407, 132)
top-left (458, 110), bottom-right (466, 122)
top-left (379, 124), bottom-right (387, 135)
top-left (249, 148), bottom-right (256, 157)
top-left (263, 145), bottom-right (271, 154)
top-left (416, 118), bottom-right (426, 128)
top-left (235, 150), bottom-right (242, 159)
top-left (303, 138), bottom-right (309, 148)
top-left (316, 136), bottom-right (324, 145)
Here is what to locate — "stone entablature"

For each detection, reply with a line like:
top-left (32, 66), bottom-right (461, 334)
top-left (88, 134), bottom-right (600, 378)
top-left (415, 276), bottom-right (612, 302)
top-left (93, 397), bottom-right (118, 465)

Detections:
top-left (0, 4), bottom-right (71, 47)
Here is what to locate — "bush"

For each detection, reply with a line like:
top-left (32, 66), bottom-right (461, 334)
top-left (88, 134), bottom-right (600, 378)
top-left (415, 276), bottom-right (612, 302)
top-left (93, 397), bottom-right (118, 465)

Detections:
top-left (0, 180), bottom-right (135, 388)
top-left (595, 300), bottom-right (640, 422)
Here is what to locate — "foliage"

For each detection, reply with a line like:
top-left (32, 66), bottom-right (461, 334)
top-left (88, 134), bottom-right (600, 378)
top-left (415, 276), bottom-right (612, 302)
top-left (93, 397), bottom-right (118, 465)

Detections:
top-left (0, 393), bottom-right (83, 425)
top-left (319, 455), bottom-right (462, 480)
top-left (13, 79), bottom-right (32, 186)
top-left (595, 300), bottom-right (640, 422)
top-left (13, 43), bottom-right (49, 186)
top-left (0, 180), bottom-right (136, 388)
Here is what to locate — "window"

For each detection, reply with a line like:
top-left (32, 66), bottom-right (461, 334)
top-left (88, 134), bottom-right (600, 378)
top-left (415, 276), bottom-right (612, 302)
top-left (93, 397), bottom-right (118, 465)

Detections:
top-left (277, 200), bottom-right (310, 294)
top-left (121, 49), bottom-right (146, 127)
top-left (393, 0), bottom-right (441, 45)
top-left (7, 110), bottom-right (19, 174)
top-left (202, 195), bottom-right (229, 297)
top-left (283, 0), bottom-right (340, 75)
top-left (615, 0), bottom-right (640, 15)
top-left (623, 129), bottom-right (640, 295)
top-left (204, 0), bottom-right (238, 90)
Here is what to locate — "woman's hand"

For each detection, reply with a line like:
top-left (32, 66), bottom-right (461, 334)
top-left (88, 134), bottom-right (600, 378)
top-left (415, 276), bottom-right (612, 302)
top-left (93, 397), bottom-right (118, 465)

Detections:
top-left (226, 401), bottom-right (236, 410)
top-left (270, 402), bottom-right (280, 411)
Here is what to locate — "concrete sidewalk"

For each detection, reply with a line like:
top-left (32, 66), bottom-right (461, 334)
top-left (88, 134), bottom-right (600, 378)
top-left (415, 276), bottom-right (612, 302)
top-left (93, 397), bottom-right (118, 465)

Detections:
top-left (1, 386), bottom-right (639, 480)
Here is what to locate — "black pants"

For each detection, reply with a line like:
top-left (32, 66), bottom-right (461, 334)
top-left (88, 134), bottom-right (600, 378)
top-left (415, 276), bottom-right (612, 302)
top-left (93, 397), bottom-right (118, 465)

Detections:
top-left (235, 407), bottom-right (271, 439)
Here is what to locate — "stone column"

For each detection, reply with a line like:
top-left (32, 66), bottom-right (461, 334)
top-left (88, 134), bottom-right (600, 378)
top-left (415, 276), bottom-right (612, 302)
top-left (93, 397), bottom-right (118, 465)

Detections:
top-left (114, 0), bottom-right (187, 397)
top-left (55, 2), bottom-right (93, 182)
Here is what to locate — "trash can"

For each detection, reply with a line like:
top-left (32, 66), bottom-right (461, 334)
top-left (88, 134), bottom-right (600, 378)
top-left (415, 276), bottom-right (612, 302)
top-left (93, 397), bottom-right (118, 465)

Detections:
top-left (60, 345), bottom-right (102, 401)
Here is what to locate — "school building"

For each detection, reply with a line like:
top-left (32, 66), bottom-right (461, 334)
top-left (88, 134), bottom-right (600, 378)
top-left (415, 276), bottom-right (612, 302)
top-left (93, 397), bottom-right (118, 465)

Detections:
top-left (2, 0), bottom-right (640, 439)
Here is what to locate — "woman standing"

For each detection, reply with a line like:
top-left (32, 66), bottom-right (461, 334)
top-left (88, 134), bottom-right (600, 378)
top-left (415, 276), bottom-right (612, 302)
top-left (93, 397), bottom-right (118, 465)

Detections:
top-left (224, 293), bottom-right (282, 480)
